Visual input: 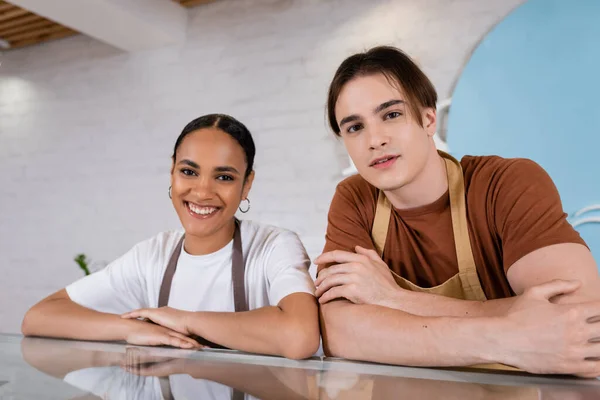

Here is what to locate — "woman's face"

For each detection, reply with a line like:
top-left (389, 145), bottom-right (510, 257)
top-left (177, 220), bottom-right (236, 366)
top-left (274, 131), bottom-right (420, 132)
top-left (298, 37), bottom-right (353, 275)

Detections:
top-left (170, 127), bottom-right (254, 239)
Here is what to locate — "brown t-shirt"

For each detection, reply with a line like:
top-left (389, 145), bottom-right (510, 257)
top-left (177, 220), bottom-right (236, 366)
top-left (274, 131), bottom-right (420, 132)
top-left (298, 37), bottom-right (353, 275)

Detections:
top-left (319, 155), bottom-right (587, 299)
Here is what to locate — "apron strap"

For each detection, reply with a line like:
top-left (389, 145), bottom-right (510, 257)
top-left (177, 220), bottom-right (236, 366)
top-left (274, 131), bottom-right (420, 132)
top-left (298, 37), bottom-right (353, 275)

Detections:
top-left (442, 152), bottom-right (486, 301)
top-left (157, 219), bottom-right (247, 400)
top-left (370, 151), bottom-right (486, 301)
top-left (159, 376), bottom-right (174, 400)
top-left (158, 219), bottom-right (247, 310)
top-left (158, 237), bottom-right (183, 308)
top-left (372, 191), bottom-right (392, 257)
top-left (232, 219), bottom-right (248, 312)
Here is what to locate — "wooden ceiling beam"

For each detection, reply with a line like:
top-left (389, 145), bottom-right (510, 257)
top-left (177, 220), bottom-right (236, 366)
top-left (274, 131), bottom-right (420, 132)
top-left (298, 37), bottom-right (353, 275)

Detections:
top-left (5, 22), bottom-right (65, 42)
top-left (0, 3), bottom-right (16, 13)
top-left (0, 7), bottom-right (29, 22)
top-left (0, 13), bottom-right (38, 31)
top-left (0, 17), bottom-right (50, 37)
top-left (1, 0), bottom-right (222, 50)
top-left (10, 27), bottom-right (76, 48)
top-left (8, 0), bottom-right (187, 52)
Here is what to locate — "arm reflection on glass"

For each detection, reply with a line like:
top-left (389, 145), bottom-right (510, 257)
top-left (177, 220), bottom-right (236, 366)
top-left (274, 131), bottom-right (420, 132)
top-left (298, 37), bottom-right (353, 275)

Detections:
top-left (20, 337), bottom-right (312, 400)
top-left (122, 347), bottom-right (313, 400)
top-left (21, 338), bottom-right (600, 400)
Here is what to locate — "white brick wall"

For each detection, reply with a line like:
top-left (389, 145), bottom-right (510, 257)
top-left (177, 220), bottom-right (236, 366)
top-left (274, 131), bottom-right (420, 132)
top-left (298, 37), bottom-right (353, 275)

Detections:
top-left (0, 0), bottom-right (524, 333)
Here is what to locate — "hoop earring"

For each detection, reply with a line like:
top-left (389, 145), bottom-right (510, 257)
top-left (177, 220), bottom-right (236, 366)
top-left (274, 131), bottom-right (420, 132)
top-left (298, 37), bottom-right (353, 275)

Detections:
top-left (239, 198), bottom-right (250, 213)
top-left (168, 186), bottom-right (172, 199)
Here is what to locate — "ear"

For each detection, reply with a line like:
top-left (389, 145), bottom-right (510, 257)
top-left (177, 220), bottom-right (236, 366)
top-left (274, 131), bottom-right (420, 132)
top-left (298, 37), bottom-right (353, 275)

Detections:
top-left (241, 170), bottom-right (255, 200)
top-left (422, 107), bottom-right (437, 137)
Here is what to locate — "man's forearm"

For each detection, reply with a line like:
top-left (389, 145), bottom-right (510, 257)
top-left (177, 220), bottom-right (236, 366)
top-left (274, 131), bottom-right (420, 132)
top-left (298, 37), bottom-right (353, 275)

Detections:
top-left (381, 276), bottom-right (600, 318)
top-left (22, 297), bottom-right (134, 341)
top-left (380, 289), bottom-right (517, 317)
top-left (321, 300), bottom-right (506, 367)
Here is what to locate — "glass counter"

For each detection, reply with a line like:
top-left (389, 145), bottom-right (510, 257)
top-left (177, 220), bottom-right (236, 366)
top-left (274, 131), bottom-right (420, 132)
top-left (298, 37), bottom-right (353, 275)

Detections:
top-left (1, 333), bottom-right (599, 399)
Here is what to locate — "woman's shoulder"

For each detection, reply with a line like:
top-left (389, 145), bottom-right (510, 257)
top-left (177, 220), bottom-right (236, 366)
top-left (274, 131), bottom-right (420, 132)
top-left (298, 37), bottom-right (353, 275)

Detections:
top-left (128, 230), bottom-right (185, 261)
top-left (239, 219), bottom-right (304, 250)
top-left (238, 220), bottom-right (310, 271)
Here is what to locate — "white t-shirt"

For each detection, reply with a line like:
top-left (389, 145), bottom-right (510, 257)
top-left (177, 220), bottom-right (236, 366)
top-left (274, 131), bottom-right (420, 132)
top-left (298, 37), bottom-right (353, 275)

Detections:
top-left (66, 220), bottom-right (315, 313)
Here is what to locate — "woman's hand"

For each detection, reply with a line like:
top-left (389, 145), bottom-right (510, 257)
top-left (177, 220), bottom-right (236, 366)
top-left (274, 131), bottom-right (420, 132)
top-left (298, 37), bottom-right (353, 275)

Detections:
top-left (123, 313), bottom-right (201, 349)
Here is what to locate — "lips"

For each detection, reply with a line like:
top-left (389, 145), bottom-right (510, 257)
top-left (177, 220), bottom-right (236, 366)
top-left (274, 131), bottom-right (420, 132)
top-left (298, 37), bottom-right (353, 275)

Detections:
top-left (370, 155), bottom-right (399, 168)
top-left (185, 201), bottom-right (221, 219)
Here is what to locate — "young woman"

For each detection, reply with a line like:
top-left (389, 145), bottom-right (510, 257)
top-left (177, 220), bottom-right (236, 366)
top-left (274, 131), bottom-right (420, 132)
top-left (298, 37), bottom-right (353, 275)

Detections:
top-left (22, 114), bottom-right (320, 360)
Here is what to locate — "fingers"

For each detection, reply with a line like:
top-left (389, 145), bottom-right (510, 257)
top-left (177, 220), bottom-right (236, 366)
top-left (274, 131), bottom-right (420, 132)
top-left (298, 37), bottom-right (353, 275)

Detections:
top-left (122, 309), bottom-right (150, 319)
top-left (123, 364), bottom-right (156, 376)
top-left (581, 303), bottom-right (600, 322)
top-left (121, 349), bottom-right (180, 377)
top-left (355, 245), bottom-right (381, 262)
top-left (124, 362), bottom-right (174, 377)
top-left (526, 279), bottom-right (581, 300)
top-left (315, 263), bottom-right (358, 286)
top-left (125, 348), bottom-right (174, 365)
top-left (165, 331), bottom-right (202, 349)
top-left (315, 273), bottom-right (353, 298)
top-left (163, 335), bottom-right (195, 349)
top-left (583, 323), bottom-right (600, 345)
top-left (175, 332), bottom-right (203, 349)
top-left (314, 250), bottom-right (366, 267)
top-left (575, 360), bottom-right (600, 378)
top-left (319, 285), bottom-right (351, 304)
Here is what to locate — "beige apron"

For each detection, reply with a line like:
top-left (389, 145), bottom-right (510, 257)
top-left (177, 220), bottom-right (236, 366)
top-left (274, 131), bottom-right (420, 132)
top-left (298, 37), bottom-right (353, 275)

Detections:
top-left (372, 150), bottom-right (518, 372)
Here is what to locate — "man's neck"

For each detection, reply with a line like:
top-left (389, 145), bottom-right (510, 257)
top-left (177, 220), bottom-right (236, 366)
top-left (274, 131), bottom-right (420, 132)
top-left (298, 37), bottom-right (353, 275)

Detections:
top-left (384, 150), bottom-right (448, 210)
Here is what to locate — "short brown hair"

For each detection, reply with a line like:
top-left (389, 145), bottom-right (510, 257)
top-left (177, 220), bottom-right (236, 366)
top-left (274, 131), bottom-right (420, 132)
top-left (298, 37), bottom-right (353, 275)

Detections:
top-left (327, 46), bottom-right (438, 135)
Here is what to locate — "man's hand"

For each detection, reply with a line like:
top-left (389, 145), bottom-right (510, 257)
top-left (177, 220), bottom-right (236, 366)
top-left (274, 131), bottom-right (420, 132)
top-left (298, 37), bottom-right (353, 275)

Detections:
top-left (314, 246), bottom-right (402, 306)
top-left (124, 318), bottom-right (201, 349)
top-left (122, 307), bottom-right (192, 336)
top-left (500, 279), bottom-right (600, 377)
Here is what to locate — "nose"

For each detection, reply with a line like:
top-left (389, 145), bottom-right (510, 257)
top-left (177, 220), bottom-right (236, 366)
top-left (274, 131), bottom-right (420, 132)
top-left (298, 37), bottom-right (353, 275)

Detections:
top-left (191, 176), bottom-right (215, 199)
top-left (367, 127), bottom-right (389, 150)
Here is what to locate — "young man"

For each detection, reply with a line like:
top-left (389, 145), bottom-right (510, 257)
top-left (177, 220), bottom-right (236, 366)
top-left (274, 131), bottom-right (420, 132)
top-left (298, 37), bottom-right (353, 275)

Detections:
top-left (315, 45), bottom-right (600, 377)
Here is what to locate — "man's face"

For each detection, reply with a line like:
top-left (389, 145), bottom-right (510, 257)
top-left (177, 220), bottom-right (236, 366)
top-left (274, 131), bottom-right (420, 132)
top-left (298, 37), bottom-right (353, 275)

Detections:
top-left (335, 73), bottom-right (437, 191)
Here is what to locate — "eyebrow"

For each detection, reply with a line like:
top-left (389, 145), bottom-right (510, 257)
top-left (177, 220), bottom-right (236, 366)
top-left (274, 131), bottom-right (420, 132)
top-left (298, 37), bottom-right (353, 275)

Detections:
top-left (178, 159), bottom-right (200, 169)
top-left (338, 99), bottom-right (405, 128)
top-left (339, 114), bottom-right (360, 128)
top-left (177, 159), bottom-right (241, 175)
top-left (374, 99), bottom-right (404, 114)
top-left (215, 166), bottom-right (240, 175)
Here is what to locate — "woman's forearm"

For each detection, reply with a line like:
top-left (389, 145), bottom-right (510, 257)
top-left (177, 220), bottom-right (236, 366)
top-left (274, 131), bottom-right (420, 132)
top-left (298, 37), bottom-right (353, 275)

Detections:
top-left (186, 294), bottom-right (319, 359)
top-left (21, 290), bottom-right (133, 341)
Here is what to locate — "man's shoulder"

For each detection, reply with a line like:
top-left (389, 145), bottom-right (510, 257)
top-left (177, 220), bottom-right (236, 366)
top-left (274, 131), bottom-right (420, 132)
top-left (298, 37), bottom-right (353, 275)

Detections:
top-left (336, 173), bottom-right (378, 200)
top-left (460, 154), bottom-right (548, 187)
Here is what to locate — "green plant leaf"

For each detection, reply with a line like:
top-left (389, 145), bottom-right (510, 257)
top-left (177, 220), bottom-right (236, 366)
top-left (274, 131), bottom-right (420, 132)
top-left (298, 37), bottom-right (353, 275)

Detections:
top-left (74, 253), bottom-right (91, 276)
